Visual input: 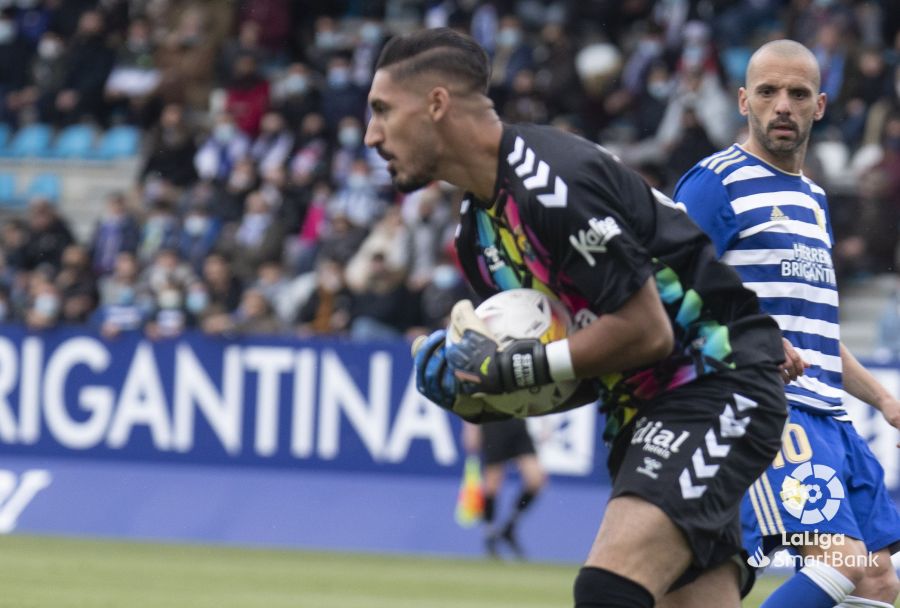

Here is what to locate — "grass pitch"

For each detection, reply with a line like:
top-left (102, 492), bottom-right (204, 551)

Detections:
top-left (0, 534), bottom-right (790, 607)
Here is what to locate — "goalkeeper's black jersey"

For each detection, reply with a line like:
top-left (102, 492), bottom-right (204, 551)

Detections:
top-left (454, 123), bottom-right (783, 437)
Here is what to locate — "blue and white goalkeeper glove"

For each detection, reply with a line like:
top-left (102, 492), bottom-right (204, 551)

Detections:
top-left (444, 300), bottom-right (552, 395)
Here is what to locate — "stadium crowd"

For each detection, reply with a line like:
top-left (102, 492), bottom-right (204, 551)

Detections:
top-left (1, 0), bottom-right (900, 341)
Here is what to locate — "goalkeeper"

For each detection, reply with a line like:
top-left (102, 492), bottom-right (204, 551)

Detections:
top-left (366, 28), bottom-right (795, 608)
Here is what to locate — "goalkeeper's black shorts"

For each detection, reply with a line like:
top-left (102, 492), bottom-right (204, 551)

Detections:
top-left (606, 362), bottom-right (787, 596)
top-left (481, 418), bottom-right (537, 465)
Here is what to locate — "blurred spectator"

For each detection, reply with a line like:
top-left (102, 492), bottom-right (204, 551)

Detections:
top-left (194, 112), bottom-right (251, 182)
top-left (837, 46), bottom-right (894, 148)
top-left (0, 285), bottom-right (12, 324)
top-left (137, 201), bottom-right (180, 263)
top-left (252, 259), bottom-right (290, 316)
top-left (51, 9), bottom-right (115, 126)
top-left (502, 68), bottom-right (549, 125)
top-left (320, 53), bottom-right (366, 130)
top-left (289, 112), bottom-right (329, 187)
top-left (318, 212), bottom-right (367, 266)
top-left (56, 244), bottom-right (99, 324)
top-left (236, 0), bottom-right (291, 62)
top-left (345, 205), bottom-right (410, 293)
top-left (327, 158), bottom-right (386, 229)
top-left (489, 15), bottom-right (534, 106)
top-left (307, 15), bottom-right (350, 73)
top-left (402, 183), bottom-right (454, 289)
top-left (417, 257), bottom-right (470, 331)
top-left (351, 18), bottom-right (386, 87)
top-left (532, 22), bottom-right (580, 118)
top-left (179, 201), bottom-right (221, 274)
top-left (285, 180), bottom-right (330, 274)
top-left (144, 279), bottom-right (187, 340)
top-left (0, 12), bottom-right (37, 125)
top-left (330, 115), bottom-right (366, 188)
top-left (22, 198), bottom-right (75, 272)
top-left (183, 279), bottom-right (212, 327)
top-left (656, 66), bottom-right (733, 152)
top-left (141, 102), bottom-right (199, 187)
top-left (104, 16), bottom-right (160, 126)
top-left (665, 106), bottom-right (718, 182)
top-left (271, 62), bottom-right (321, 130)
top-left (155, 6), bottom-right (219, 111)
top-left (24, 268), bottom-right (61, 330)
top-left (348, 251), bottom-right (412, 340)
top-left (4, 29), bottom-right (66, 125)
top-left (217, 19), bottom-right (265, 85)
top-left (1, 218), bottom-right (30, 272)
top-left (209, 157), bottom-right (258, 224)
top-left (250, 110), bottom-right (293, 174)
top-left (90, 192), bottom-right (140, 276)
top-left (202, 252), bottom-right (242, 315)
top-left (223, 189), bottom-right (284, 282)
top-left (296, 256), bottom-right (353, 336)
top-left (224, 52), bottom-right (270, 137)
top-left (142, 247), bottom-right (196, 298)
top-left (204, 287), bottom-right (281, 335)
top-left (812, 21), bottom-right (848, 106)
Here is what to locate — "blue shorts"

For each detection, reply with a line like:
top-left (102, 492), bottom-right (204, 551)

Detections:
top-left (742, 408), bottom-right (900, 556)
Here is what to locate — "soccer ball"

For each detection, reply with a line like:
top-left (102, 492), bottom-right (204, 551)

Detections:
top-left (458, 289), bottom-right (580, 418)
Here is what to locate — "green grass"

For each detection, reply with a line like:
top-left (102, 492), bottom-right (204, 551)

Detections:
top-left (0, 534), bottom-right (809, 607)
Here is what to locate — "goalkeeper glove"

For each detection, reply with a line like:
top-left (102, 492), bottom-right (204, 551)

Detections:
top-left (444, 300), bottom-right (552, 395)
top-left (412, 329), bottom-right (459, 409)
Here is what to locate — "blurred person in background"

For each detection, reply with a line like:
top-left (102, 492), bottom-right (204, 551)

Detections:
top-left (320, 53), bottom-right (367, 131)
top-left (834, 45), bottom-right (893, 149)
top-left (140, 102), bottom-right (199, 188)
top-left (103, 15), bottom-right (160, 126)
top-left (194, 111), bottom-right (251, 183)
top-left (0, 9), bottom-right (32, 125)
top-left (56, 244), bottom-right (98, 324)
top-left (22, 198), bottom-right (74, 273)
top-left (501, 68), bottom-right (548, 125)
top-left (348, 251), bottom-right (411, 341)
top-left (141, 247), bottom-right (196, 298)
top-left (327, 157), bottom-right (385, 229)
top-left (216, 19), bottom-right (265, 86)
top-left (271, 61), bottom-right (321, 130)
top-left (89, 191), bottom-right (140, 276)
top-left (210, 157), bottom-right (258, 224)
top-left (155, 5), bottom-right (219, 112)
top-left (401, 183), bottom-right (454, 291)
top-left (137, 199), bottom-right (180, 264)
top-left (178, 200), bottom-right (220, 274)
top-left (51, 8), bottom-right (114, 126)
top-left (344, 205), bottom-right (410, 294)
top-left (288, 112), bottom-right (329, 187)
top-left (284, 179), bottom-right (330, 275)
top-left (224, 52), bottom-right (270, 138)
top-left (295, 255), bottom-right (353, 337)
top-left (0, 285), bottom-right (13, 324)
top-left (330, 115), bottom-right (367, 188)
top-left (223, 189), bottom-right (284, 283)
top-left (144, 278), bottom-right (187, 340)
top-left (24, 267), bottom-right (61, 330)
top-left (462, 420), bottom-right (546, 560)
top-left (3, 27), bottom-right (63, 126)
top-left (249, 110), bottom-right (293, 175)
top-left (203, 287), bottom-right (281, 336)
top-left (201, 251), bottom-right (242, 316)
top-left (489, 15), bottom-right (533, 109)
top-left (95, 250), bottom-right (150, 338)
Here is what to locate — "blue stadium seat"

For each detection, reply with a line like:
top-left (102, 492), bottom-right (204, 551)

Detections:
top-left (0, 172), bottom-right (20, 207)
top-left (1, 123), bottom-right (53, 158)
top-left (51, 124), bottom-right (96, 159)
top-left (24, 172), bottom-right (61, 202)
top-left (94, 125), bottom-right (141, 159)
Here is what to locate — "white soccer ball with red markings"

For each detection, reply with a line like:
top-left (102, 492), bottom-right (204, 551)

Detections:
top-left (460, 289), bottom-right (581, 417)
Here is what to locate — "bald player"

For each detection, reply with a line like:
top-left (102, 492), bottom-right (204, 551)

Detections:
top-left (674, 39), bottom-right (900, 608)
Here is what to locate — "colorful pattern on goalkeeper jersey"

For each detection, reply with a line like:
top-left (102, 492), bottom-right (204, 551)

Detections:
top-left (455, 123), bottom-right (783, 439)
top-left (675, 145), bottom-right (847, 419)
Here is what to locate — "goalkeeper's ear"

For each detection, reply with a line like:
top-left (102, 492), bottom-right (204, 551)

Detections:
top-left (447, 299), bottom-right (494, 344)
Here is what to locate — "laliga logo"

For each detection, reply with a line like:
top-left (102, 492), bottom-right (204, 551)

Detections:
top-left (747, 546), bottom-right (771, 568)
top-left (780, 462), bottom-right (844, 524)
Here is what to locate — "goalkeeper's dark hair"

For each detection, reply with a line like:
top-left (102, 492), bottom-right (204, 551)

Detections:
top-left (375, 28), bottom-right (490, 94)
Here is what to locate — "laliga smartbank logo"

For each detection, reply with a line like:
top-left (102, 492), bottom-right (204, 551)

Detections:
top-left (779, 462), bottom-right (844, 524)
top-left (747, 533), bottom-right (880, 569)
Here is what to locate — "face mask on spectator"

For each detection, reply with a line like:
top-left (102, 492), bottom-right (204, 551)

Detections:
top-left (184, 214), bottom-right (209, 236)
top-left (647, 81), bottom-right (670, 100)
top-left (38, 38), bottom-right (62, 59)
top-left (315, 30), bottom-right (340, 50)
top-left (327, 67), bottom-right (350, 88)
top-left (319, 273), bottom-right (342, 292)
top-left (432, 265), bottom-right (459, 290)
top-left (185, 290), bottom-right (208, 314)
top-left (338, 126), bottom-right (361, 149)
top-left (347, 172), bottom-right (369, 189)
top-left (158, 289), bottom-right (182, 310)
top-left (639, 39), bottom-right (663, 56)
top-left (282, 74), bottom-right (309, 95)
top-left (214, 123), bottom-right (236, 144)
top-left (34, 294), bottom-right (59, 318)
top-left (0, 21), bottom-right (15, 44)
top-left (117, 286), bottom-right (135, 306)
top-left (360, 24), bottom-right (382, 45)
top-left (497, 28), bottom-right (521, 49)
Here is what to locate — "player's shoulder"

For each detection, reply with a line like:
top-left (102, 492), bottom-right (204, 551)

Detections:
top-left (676, 145), bottom-right (774, 195)
top-left (503, 123), bottom-right (617, 180)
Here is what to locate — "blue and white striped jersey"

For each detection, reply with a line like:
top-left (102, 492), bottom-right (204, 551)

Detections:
top-left (674, 144), bottom-right (847, 418)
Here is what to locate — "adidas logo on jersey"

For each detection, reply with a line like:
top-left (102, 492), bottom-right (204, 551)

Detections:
top-left (770, 206), bottom-right (788, 222)
top-left (506, 136), bottom-right (568, 207)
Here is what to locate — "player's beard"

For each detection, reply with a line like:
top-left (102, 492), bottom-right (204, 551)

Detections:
top-left (391, 130), bottom-right (440, 193)
top-left (748, 109), bottom-right (811, 160)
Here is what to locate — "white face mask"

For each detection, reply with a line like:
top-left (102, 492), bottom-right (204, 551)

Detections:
top-left (34, 294), bottom-right (59, 317)
top-left (214, 123), bottom-right (236, 143)
top-left (184, 214), bottom-right (209, 236)
top-left (38, 38), bottom-right (62, 59)
top-left (347, 173), bottom-right (368, 189)
top-left (0, 21), bottom-right (15, 44)
top-left (338, 127), bottom-right (361, 149)
top-left (282, 74), bottom-right (308, 95)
